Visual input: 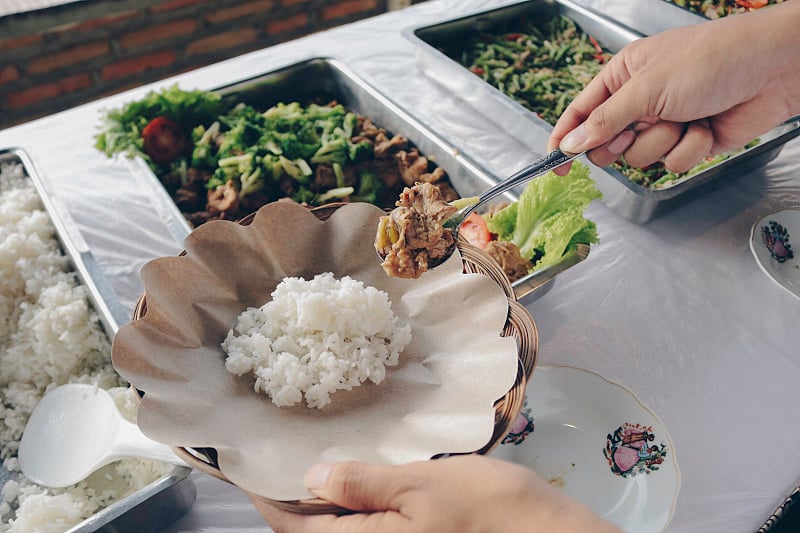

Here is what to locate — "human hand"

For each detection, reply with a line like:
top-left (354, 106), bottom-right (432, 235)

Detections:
top-left (251, 455), bottom-right (622, 533)
top-left (548, 1), bottom-right (800, 175)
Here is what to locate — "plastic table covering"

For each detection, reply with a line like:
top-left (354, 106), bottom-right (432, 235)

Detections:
top-left (2, 1), bottom-right (798, 531)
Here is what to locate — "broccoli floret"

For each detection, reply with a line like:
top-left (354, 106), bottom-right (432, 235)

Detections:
top-left (310, 137), bottom-right (348, 165)
top-left (296, 121), bottom-right (321, 145)
top-left (190, 121), bottom-right (220, 169)
top-left (350, 169), bottom-right (383, 204)
top-left (207, 168), bottom-right (229, 190)
top-left (263, 102), bottom-right (305, 122)
top-left (347, 140), bottom-right (373, 163)
top-left (304, 103), bottom-right (346, 121)
top-left (281, 134), bottom-right (320, 160)
top-left (260, 155), bottom-right (283, 181)
top-left (292, 187), bottom-right (316, 204)
top-left (217, 119), bottom-right (262, 158)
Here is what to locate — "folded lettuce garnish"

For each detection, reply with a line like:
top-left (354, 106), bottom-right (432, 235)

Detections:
top-left (485, 160), bottom-right (601, 271)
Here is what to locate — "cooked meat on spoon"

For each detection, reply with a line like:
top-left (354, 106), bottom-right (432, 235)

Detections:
top-left (375, 182), bottom-right (458, 279)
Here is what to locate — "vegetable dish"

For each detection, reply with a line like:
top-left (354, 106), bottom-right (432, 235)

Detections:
top-left (95, 86), bottom-right (458, 227)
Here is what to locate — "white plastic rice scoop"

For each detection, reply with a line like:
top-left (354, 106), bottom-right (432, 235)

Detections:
top-left (19, 384), bottom-right (186, 488)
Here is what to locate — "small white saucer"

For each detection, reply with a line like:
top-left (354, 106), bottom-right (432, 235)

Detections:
top-left (491, 366), bottom-right (680, 533)
top-left (750, 208), bottom-right (799, 301)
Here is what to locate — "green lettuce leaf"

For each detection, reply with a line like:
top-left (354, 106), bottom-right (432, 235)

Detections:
top-left (485, 160), bottom-right (601, 270)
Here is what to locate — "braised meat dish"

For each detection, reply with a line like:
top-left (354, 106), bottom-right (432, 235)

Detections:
top-left (375, 182), bottom-right (458, 279)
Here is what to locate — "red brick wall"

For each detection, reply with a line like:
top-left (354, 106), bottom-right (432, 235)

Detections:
top-left (0, 0), bottom-right (423, 129)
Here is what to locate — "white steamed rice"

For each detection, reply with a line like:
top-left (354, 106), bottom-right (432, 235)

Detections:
top-left (0, 160), bottom-right (173, 532)
top-left (223, 272), bottom-right (412, 409)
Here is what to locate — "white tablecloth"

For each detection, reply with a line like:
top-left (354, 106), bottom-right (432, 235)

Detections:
top-left (2, 1), bottom-right (798, 531)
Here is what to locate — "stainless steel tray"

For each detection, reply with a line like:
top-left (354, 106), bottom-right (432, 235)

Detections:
top-left (406, 0), bottom-right (800, 223)
top-left (126, 56), bottom-right (588, 303)
top-left (0, 147), bottom-right (196, 533)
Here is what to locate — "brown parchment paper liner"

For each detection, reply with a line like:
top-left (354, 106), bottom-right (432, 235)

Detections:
top-left (112, 201), bottom-right (520, 501)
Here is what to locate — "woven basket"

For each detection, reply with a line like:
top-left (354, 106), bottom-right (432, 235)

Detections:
top-left (131, 203), bottom-right (538, 514)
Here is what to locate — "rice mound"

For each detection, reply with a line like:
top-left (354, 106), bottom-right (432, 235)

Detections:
top-left (222, 272), bottom-right (412, 409)
top-left (0, 161), bottom-right (173, 532)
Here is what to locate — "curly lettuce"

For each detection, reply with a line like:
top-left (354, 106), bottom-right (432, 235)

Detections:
top-left (94, 84), bottom-right (226, 166)
top-left (485, 160), bottom-right (601, 270)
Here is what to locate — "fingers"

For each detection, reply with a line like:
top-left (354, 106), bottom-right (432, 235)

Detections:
top-left (551, 128), bottom-right (636, 177)
top-left (578, 119), bottom-right (713, 174)
top-left (250, 493), bottom-right (406, 533)
top-left (548, 52), bottom-right (646, 175)
top-left (663, 119), bottom-right (713, 173)
top-left (559, 81), bottom-right (650, 153)
top-left (548, 52), bottom-right (633, 152)
top-left (618, 120), bottom-right (684, 168)
top-left (305, 462), bottom-right (413, 513)
top-left (579, 130), bottom-right (636, 170)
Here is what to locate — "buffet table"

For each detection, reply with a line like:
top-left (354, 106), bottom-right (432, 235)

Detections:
top-left (2, 1), bottom-right (798, 531)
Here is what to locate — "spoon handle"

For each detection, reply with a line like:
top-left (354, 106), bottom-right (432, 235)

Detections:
top-left (113, 418), bottom-right (189, 466)
top-left (476, 149), bottom-right (584, 208)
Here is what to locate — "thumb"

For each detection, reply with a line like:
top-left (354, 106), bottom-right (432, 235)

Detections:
top-left (305, 461), bottom-right (410, 512)
top-left (559, 75), bottom-right (654, 154)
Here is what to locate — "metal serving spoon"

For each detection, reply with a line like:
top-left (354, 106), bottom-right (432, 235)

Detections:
top-left (19, 384), bottom-right (186, 488)
top-left (378, 149), bottom-right (583, 272)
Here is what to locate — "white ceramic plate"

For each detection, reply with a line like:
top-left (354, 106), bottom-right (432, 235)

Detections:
top-left (750, 208), bottom-right (800, 301)
top-left (491, 366), bottom-right (680, 533)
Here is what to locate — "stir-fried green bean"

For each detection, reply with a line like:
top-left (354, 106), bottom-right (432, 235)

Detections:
top-left (459, 17), bottom-right (610, 126)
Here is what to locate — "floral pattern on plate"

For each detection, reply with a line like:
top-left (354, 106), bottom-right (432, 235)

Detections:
top-left (604, 423), bottom-right (668, 478)
top-left (750, 208), bottom-right (800, 300)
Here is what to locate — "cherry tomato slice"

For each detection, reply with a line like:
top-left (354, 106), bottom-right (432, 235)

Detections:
top-left (460, 212), bottom-right (493, 249)
top-left (735, 0), bottom-right (768, 8)
top-left (142, 116), bottom-right (188, 165)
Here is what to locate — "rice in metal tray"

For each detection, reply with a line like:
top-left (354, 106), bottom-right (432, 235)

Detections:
top-left (0, 151), bottom-right (193, 533)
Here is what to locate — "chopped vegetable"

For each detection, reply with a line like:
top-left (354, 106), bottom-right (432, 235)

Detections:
top-left (460, 212), bottom-right (493, 249)
top-left (456, 16), bottom-right (610, 125)
top-left (94, 85), bottom-right (448, 227)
